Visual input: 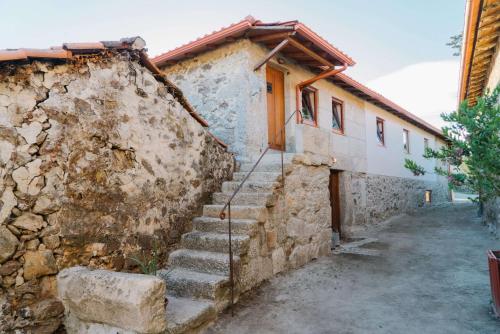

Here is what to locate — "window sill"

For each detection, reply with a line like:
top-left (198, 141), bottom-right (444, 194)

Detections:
top-left (332, 129), bottom-right (345, 135)
top-left (301, 120), bottom-right (318, 127)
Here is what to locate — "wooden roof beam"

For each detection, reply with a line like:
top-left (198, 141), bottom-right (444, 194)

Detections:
top-left (254, 38), bottom-right (290, 71)
top-left (287, 37), bottom-right (334, 67)
top-left (251, 31), bottom-right (296, 42)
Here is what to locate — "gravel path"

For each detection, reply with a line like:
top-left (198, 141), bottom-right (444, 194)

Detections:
top-left (207, 204), bottom-right (500, 334)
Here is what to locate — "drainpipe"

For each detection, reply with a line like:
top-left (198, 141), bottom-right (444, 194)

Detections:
top-left (295, 63), bottom-right (348, 122)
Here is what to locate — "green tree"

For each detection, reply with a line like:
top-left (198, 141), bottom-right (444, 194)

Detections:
top-left (405, 84), bottom-right (500, 204)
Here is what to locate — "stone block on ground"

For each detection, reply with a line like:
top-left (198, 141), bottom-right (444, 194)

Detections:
top-left (57, 266), bottom-right (167, 334)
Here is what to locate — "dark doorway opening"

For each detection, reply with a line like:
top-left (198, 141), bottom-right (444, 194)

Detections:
top-left (329, 170), bottom-right (342, 239)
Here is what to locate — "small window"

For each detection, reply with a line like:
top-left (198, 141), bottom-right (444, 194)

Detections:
top-left (332, 98), bottom-right (344, 133)
top-left (403, 129), bottom-right (410, 153)
top-left (301, 87), bottom-right (318, 125)
top-left (376, 117), bottom-right (385, 145)
top-left (424, 138), bottom-right (429, 150)
top-left (425, 190), bottom-right (432, 203)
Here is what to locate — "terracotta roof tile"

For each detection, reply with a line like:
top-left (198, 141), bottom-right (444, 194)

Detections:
top-left (0, 49), bottom-right (71, 62)
top-left (63, 42), bottom-right (105, 51)
top-left (152, 16), bottom-right (355, 66)
top-left (0, 37), bottom-right (148, 63)
top-left (331, 73), bottom-right (445, 139)
top-left (153, 16), bottom-right (256, 65)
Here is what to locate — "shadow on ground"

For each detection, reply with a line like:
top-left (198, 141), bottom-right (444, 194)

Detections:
top-left (206, 204), bottom-right (500, 334)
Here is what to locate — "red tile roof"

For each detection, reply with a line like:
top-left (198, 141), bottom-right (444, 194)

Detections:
top-left (330, 73), bottom-right (445, 139)
top-left (152, 16), bottom-right (355, 67)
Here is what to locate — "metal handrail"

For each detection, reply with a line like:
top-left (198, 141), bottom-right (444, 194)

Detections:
top-left (219, 109), bottom-right (301, 315)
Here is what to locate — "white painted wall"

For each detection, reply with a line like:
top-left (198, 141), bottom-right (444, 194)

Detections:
top-left (251, 41), bottom-right (444, 178)
top-left (364, 103), bottom-right (442, 182)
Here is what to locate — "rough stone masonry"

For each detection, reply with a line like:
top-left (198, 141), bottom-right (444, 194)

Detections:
top-left (0, 45), bottom-right (233, 332)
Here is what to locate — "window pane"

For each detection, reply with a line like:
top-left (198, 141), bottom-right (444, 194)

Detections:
top-left (301, 89), bottom-right (315, 121)
top-left (403, 130), bottom-right (409, 153)
top-left (376, 120), bottom-right (384, 144)
top-left (332, 102), bottom-right (342, 130)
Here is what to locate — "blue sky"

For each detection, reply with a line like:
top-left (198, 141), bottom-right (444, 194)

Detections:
top-left (0, 0), bottom-right (466, 126)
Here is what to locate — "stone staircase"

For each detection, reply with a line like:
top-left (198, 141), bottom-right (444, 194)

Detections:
top-left (157, 158), bottom-right (287, 333)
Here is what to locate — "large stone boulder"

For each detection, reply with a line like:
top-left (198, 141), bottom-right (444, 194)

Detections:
top-left (57, 266), bottom-right (167, 334)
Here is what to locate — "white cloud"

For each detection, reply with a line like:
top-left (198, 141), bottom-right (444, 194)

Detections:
top-left (367, 60), bottom-right (460, 129)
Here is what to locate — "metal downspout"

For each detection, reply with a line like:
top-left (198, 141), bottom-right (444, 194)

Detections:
top-left (295, 64), bottom-right (348, 122)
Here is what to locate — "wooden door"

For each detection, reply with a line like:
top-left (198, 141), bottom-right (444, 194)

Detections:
top-left (266, 66), bottom-right (285, 150)
top-left (329, 170), bottom-right (342, 238)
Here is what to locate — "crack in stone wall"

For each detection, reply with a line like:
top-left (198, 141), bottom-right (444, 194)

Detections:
top-left (0, 51), bottom-right (233, 333)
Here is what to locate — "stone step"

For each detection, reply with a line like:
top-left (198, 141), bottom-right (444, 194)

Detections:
top-left (192, 216), bottom-right (259, 236)
top-left (165, 296), bottom-right (216, 334)
top-left (168, 249), bottom-right (240, 276)
top-left (203, 204), bottom-right (268, 222)
top-left (239, 162), bottom-right (290, 173)
top-left (222, 180), bottom-right (279, 193)
top-left (181, 231), bottom-right (250, 255)
top-left (232, 171), bottom-right (281, 182)
top-left (238, 153), bottom-right (295, 165)
top-left (158, 268), bottom-right (230, 303)
top-left (212, 191), bottom-right (274, 206)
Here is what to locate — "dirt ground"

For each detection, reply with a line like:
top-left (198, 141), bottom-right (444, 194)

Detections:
top-left (206, 203), bottom-right (500, 334)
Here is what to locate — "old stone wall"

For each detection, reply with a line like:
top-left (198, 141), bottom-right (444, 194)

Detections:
top-left (0, 52), bottom-right (233, 332)
top-left (339, 171), bottom-right (450, 235)
top-left (276, 155), bottom-right (332, 269)
top-left (238, 154), bottom-right (332, 291)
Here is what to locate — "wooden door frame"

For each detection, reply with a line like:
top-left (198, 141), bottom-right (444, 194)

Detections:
top-left (329, 169), bottom-right (342, 239)
top-left (266, 65), bottom-right (286, 151)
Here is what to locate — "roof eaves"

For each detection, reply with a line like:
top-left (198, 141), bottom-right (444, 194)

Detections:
top-left (459, 0), bottom-right (483, 103)
top-left (334, 73), bottom-right (445, 140)
top-left (152, 16), bottom-right (356, 67)
top-left (294, 23), bottom-right (355, 66)
top-left (153, 17), bottom-right (256, 66)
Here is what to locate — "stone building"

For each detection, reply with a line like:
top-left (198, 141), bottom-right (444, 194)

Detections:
top-left (459, 0), bottom-right (500, 236)
top-left (154, 16), bottom-right (450, 238)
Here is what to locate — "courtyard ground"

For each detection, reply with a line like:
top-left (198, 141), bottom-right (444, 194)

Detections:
top-left (207, 203), bottom-right (500, 334)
